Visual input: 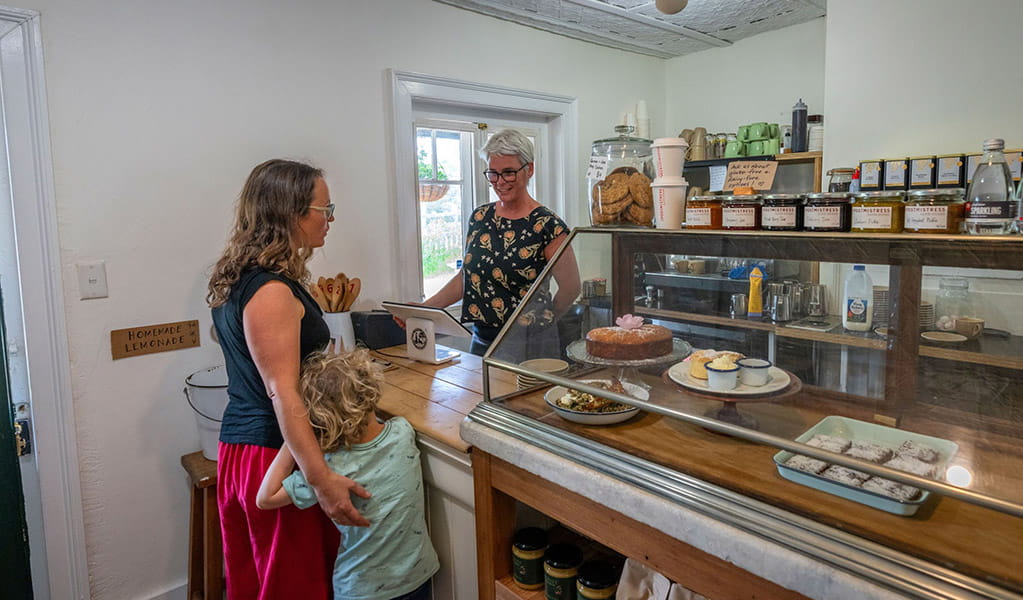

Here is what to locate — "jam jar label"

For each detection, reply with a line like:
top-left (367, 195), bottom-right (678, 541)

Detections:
top-left (852, 206), bottom-right (893, 229)
top-left (905, 205), bottom-right (948, 230)
top-left (966, 201), bottom-right (1013, 219)
top-left (762, 206), bottom-right (796, 228)
top-left (804, 205), bottom-right (842, 229)
top-left (722, 206), bottom-right (756, 228)
top-left (860, 163), bottom-right (881, 188)
top-left (513, 554), bottom-right (544, 587)
top-left (937, 157), bottom-right (962, 185)
top-left (686, 206), bottom-right (712, 226)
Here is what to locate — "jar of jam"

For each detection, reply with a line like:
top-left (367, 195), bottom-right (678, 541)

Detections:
top-left (721, 195), bottom-right (761, 230)
top-left (904, 188), bottom-right (965, 234)
top-left (576, 561), bottom-right (619, 600)
top-left (511, 528), bottom-right (548, 590)
top-left (761, 194), bottom-right (804, 231)
top-left (684, 195), bottom-right (723, 230)
top-left (544, 543), bottom-right (583, 600)
top-left (803, 193), bottom-right (852, 232)
top-left (851, 191), bottom-right (905, 233)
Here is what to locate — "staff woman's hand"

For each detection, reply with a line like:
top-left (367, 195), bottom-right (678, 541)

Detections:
top-left (313, 471), bottom-right (372, 527)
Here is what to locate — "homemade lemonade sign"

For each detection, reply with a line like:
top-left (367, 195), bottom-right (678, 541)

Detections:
top-left (111, 319), bottom-right (200, 359)
top-left (723, 160), bottom-right (778, 191)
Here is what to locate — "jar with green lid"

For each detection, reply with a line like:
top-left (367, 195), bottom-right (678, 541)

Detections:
top-left (803, 192), bottom-right (852, 232)
top-left (512, 528), bottom-right (549, 590)
top-left (721, 195), bottom-right (761, 230)
top-left (851, 191), bottom-right (905, 233)
top-left (576, 561), bottom-right (619, 600)
top-left (762, 194), bottom-right (804, 231)
top-left (904, 188), bottom-right (965, 233)
top-left (544, 543), bottom-right (583, 600)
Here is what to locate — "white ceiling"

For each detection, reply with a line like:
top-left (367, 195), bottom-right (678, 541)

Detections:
top-left (435, 0), bottom-right (826, 59)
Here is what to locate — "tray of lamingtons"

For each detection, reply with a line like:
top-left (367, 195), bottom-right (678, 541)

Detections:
top-left (773, 416), bottom-right (959, 516)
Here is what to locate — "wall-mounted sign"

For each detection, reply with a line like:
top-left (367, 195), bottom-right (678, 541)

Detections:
top-left (111, 319), bottom-right (200, 359)
top-left (723, 160), bottom-right (778, 191)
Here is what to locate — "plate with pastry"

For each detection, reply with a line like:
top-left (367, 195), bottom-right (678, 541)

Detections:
top-left (544, 378), bottom-right (647, 425)
top-left (667, 349), bottom-right (791, 396)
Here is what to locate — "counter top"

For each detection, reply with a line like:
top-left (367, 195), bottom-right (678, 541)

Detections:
top-left (372, 345), bottom-right (516, 453)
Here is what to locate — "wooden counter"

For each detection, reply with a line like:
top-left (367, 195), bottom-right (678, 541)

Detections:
top-left (371, 345), bottom-right (517, 452)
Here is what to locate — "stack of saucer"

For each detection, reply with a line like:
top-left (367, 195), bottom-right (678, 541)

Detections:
top-left (872, 286), bottom-right (889, 326)
top-left (919, 301), bottom-right (935, 330)
top-left (517, 358), bottom-right (569, 390)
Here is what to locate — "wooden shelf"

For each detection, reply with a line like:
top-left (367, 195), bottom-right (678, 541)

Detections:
top-left (683, 151), bottom-right (821, 169)
top-left (920, 345), bottom-right (1023, 370)
top-left (495, 576), bottom-right (543, 600)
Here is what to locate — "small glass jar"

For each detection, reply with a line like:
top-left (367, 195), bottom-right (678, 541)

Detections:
top-left (684, 195), bottom-right (723, 230)
top-left (761, 194), bottom-right (804, 231)
top-left (544, 543), bottom-right (583, 600)
top-left (721, 195), bottom-right (761, 230)
top-left (934, 277), bottom-right (975, 331)
top-left (576, 561), bottom-right (619, 600)
top-left (589, 126), bottom-right (654, 227)
top-left (827, 168), bottom-right (855, 192)
top-left (803, 192), bottom-right (852, 232)
top-left (904, 188), bottom-right (966, 234)
top-left (511, 528), bottom-right (548, 590)
top-left (851, 191), bottom-right (906, 233)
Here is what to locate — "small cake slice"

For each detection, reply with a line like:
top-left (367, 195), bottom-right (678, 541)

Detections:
top-left (806, 434), bottom-right (851, 454)
top-left (897, 440), bottom-right (940, 463)
top-left (784, 454), bottom-right (829, 474)
top-left (845, 440), bottom-right (893, 464)
top-left (822, 465), bottom-right (870, 486)
top-left (862, 477), bottom-right (922, 502)
top-left (884, 455), bottom-right (937, 478)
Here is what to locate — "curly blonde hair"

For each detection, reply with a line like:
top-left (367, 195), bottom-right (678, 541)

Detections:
top-left (207, 159), bottom-right (324, 307)
top-left (299, 349), bottom-right (385, 452)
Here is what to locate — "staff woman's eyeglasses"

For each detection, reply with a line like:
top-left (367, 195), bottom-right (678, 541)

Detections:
top-left (483, 164), bottom-right (529, 183)
top-left (308, 203), bottom-right (335, 219)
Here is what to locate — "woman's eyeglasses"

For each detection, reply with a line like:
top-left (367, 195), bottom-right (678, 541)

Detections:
top-left (483, 164), bottom-right (529, 183)
top-left (308, 203), bottom-right (335, 219)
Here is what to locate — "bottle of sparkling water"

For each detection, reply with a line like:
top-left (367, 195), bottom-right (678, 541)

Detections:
top-left (964, 138), bottom-right (1015, 235)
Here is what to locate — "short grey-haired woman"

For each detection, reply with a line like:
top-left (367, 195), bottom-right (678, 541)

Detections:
top-left (422, 129), bottom-right (580, 357)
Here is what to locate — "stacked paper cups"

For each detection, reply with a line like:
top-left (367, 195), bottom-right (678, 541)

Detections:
top-left (650, 137), bottom-right (690, 229)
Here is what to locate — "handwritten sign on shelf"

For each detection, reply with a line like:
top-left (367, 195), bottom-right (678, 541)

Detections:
top-left (708, 165), bottom-right (727, 192)
top-left (111, 319), bottom-right (200, 359)
top-left (723, 160), bottom-right (778, 191)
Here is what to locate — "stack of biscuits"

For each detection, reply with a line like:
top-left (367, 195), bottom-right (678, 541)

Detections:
top-left (591, 166), bottom-right (654, 226)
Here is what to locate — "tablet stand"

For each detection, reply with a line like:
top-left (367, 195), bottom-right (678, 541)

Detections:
top-left (405, 317), bottom-right (461, 364)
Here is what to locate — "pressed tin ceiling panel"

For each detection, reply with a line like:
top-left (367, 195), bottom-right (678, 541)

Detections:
top-left (435, 0), bottom-right (826, 59)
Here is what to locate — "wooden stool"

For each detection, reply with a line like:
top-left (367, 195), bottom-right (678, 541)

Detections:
top-left (181, 451), bottom-right (223, 600)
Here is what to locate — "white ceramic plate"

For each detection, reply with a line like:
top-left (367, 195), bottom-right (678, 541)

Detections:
top-left (544, 379), bottom-right (647, 425)
top-left (773, 416), bottom-right (959, 516)
top-left (667, 361), bottom-right (790, 396)
top-left (921, 331), bottom-right (967, 343)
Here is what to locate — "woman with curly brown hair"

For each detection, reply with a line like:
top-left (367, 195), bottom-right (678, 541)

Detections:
top-left (208, 159), bottom-right (369, 600)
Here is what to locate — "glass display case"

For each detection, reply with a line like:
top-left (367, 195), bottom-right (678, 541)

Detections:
top-left (470, 227), bottom-right (1023, 599)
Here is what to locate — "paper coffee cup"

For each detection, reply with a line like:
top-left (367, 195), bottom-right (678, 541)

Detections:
top-left (651, 177), bottom-right (688, 229)
top-left (651, 137), bottom-right (690, 179)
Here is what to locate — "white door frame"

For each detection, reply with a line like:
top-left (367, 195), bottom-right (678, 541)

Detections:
top-left (388, 69), bottom-right (579, 303)
top-left (0, 6), bottom-right (90, 599)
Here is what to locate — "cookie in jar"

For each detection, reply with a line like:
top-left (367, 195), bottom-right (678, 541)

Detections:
top-left (589, 125), bottom-right (655, 227)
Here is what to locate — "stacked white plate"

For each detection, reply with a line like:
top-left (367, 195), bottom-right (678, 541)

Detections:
top-left (872, 286), bottom-right (889, 326)
top-left (919, 301), bottom-right (935, 330)
top-left (517, 358), bottom-right (569, 390)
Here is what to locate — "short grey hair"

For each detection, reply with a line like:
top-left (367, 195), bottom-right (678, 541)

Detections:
top-left (480, 129), bottom-right (534, 166)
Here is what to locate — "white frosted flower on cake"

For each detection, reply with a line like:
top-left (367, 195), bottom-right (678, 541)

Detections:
top-left (615, 314), bottom-right (644, 330)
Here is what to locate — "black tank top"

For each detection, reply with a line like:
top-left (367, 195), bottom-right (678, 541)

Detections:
top-left (212, 267), bottom-right (329, 448)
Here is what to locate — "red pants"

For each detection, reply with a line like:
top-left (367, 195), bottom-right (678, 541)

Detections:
top-left (218, 442), bottom-right (339, 600)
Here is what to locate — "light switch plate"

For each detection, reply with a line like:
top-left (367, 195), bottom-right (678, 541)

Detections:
top-left (76, 260), bottom-right (108, 299)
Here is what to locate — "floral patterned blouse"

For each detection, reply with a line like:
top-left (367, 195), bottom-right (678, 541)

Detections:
top-left (460, 203), bottom-right (568, 329)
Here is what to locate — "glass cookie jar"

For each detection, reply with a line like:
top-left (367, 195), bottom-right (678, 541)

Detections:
top-left (589, 126), bottom-right (655, 227)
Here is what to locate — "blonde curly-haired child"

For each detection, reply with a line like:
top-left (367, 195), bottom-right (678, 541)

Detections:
top-left (257, 349), bottom-right (438, 600)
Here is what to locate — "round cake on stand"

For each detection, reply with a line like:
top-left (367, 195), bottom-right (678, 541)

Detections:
top-left (567, 315), bottom-right (692, 389)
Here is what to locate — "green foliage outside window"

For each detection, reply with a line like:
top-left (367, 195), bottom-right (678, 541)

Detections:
top-left (418, 149), bottom-right (448, 181)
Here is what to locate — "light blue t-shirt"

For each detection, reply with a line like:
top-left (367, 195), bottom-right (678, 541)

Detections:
top-left (283, 417), bottom-right (439, 600)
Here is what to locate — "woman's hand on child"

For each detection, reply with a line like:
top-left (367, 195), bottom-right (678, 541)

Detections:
top-left (315, 471), bottom-right (372, 527)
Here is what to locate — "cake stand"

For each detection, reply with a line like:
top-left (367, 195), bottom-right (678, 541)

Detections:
top-left (662, 363), bottom-right (802, 431)
top-left (566, 338), bottom-right (693, 389)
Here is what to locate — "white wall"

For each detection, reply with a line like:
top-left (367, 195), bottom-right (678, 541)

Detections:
top-left (823, 0), bottom-right (1023, 174)
top-left (664, 18), bottom-right (826, 136)
top-left (23, 0), bottom-right (663, 598)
